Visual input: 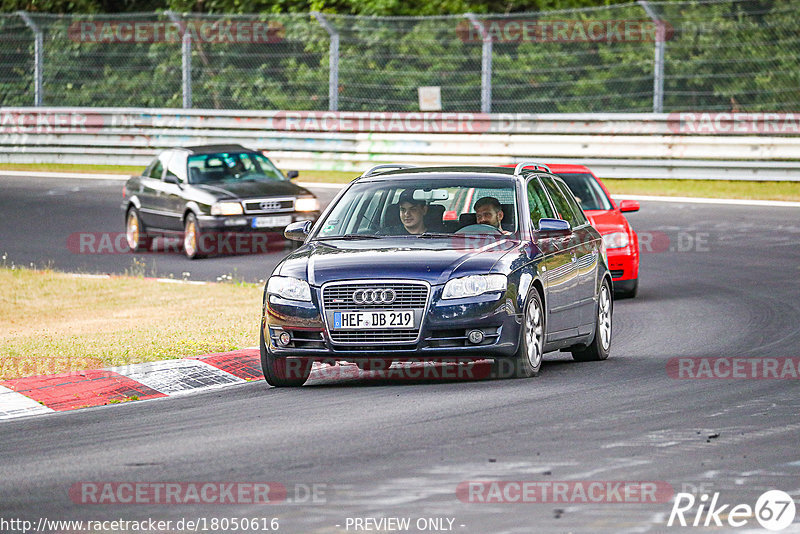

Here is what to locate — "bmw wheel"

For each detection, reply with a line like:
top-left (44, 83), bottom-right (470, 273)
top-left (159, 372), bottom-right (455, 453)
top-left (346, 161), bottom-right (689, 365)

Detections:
top-left (125, 208), bottom-right (153, 253)
top-left (259, 327), bottom-right (312, 387)
top-left (572, 279), bottom-right (612, 362)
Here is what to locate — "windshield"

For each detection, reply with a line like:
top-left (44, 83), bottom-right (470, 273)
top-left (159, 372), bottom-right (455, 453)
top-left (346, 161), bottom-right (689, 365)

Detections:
top-left (556, 173), bottom-right (613, 211)
top-left (187, 152), bottom-right (285, 184)
top-left (314, 178), bottom-right (519, 239)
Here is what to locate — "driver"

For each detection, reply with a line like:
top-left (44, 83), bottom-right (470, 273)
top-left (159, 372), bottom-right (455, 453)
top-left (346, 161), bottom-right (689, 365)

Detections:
top-left (474, 196), bottom-right (511, 235)
top-left (387, 190), bottom-right (428, 235)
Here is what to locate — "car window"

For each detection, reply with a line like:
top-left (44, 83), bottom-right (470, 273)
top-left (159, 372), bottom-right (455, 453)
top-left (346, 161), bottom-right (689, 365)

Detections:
top-left (556, 173), bottom-right (613, 211)
top-left (145, 158), bottom-right (164, 180)
top-left (187, 152), bottom-right (285, 184)
top-left (166, 151), bottom-right (188, 183)
top-left (541, 175), bottom-right (579, 228)
top-left (315, 178), bottom-right (518, 238)
top-left (155, 151), bottom-right (173, 181)
top-left (555, 179), bottom-right (589, 227)
top-left (526, 176), bottom-right (556, 228)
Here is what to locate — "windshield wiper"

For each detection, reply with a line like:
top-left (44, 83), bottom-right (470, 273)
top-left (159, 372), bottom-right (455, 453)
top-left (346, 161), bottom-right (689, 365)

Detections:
top-left (315, 234), bottom-right (381, 241)
top-left (417, 232), bottom-right (458, 238)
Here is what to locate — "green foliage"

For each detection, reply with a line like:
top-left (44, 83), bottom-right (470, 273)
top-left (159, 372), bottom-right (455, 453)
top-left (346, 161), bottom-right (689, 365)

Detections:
top-left (1, 1), bottom-right (798, 112)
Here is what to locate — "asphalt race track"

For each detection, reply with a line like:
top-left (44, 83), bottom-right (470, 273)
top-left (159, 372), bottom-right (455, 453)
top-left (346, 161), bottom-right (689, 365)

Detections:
top-left (2, 173), bottom-right (800, 533)
top-left (0, 175), bottom-right (341, 283)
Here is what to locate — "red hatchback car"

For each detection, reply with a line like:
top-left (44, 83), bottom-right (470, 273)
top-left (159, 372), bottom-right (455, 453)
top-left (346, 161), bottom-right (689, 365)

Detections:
top-left (548, 164), bottom-right (640, 298)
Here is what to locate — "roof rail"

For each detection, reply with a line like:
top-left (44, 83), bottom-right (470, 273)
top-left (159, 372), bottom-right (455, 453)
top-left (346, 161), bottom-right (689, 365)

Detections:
top-left (361, 164), bottom-right (417, 177)
top-left (513, 161), bottom-right (551, 175)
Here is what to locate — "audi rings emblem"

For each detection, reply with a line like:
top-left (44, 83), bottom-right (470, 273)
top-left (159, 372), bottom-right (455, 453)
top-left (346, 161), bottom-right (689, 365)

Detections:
top-left (260, 200), bottom-right (282, 211)
top-left (352, 288), bottom-right (397, 305)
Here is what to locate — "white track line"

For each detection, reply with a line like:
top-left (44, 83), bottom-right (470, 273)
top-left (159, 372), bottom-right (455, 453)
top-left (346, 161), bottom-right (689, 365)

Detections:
top-left (614, 194), bottom-right (800, 208)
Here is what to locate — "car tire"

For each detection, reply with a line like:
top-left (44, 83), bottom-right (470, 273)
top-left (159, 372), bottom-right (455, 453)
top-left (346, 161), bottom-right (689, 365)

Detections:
top-left (614, 277), bottom-right (638, 299)
top-left (496, 288), bottom-right (544, 379)
top-left (183, 213), bottom-right (205, 260)
top-left (259, 327), bottom-right (312, 387)
top-left (125, 207), bottom-right (153, 253)
top-left (572, 279), bottom-right (612, 362)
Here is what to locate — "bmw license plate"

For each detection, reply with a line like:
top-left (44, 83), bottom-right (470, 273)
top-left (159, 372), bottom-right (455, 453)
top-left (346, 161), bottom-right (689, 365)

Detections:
top-left (252, 215), bottom-right (292, 229)
top-left (333, 311), bottom-right (414, 330)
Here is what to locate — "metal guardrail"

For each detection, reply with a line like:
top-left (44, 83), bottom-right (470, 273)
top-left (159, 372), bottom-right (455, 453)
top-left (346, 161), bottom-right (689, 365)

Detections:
top-left (2, 108), bottom-right (800, 181)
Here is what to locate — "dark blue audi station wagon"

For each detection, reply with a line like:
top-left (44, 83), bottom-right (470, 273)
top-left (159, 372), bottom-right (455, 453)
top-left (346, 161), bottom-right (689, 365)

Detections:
top-left (261, 163), bottom-right (613, 386)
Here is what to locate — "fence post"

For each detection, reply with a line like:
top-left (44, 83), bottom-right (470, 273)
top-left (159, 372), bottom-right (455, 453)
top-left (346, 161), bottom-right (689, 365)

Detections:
top-left (312, 12), bottom-right (339, 112)
top-left (638, 0), bottom-right (664, 113)
top-left (17, 11), bottom-right (42, 107)
top-left (465, 13), bottom-right (492, 114)
top-left (167, 11), bottom-right (192, 109)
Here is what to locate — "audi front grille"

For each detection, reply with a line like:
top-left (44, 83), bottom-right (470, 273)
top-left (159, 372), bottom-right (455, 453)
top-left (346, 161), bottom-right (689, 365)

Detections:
top-left (321, 281), bottom-right (430, 345)
top-left (243, 197), bottom-right (295, 214)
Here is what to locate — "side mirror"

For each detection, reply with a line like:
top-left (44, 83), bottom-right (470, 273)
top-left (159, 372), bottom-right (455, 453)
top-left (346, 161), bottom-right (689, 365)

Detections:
top-left (164, 174), bottom-right (180, 185)
top-left (618, 199), bottom-right (640, 213)
top-left (285, 220), bottom-right (312, 242)
top-left (537, 218), bottom-right (572, 238)
top-left (286, 170), bottom-right (299, 179)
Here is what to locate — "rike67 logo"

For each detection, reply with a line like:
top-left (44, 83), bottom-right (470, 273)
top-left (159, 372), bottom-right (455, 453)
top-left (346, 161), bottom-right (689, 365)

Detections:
top-left (668, 490), bottom-right (796, 530)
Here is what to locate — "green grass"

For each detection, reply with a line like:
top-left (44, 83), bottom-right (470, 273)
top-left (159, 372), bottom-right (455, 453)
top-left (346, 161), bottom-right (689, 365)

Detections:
top-left (2, 163), bottom-right (799, 201)
top-left (0, 163), bottom-right (144, 175)
top-left (602, 179), bottom-right (800, 202)
top-left (0, 266), bottom-right (263, 380)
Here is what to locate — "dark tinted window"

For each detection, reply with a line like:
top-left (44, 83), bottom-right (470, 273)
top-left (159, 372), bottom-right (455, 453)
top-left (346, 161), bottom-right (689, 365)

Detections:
top-left (526, 177), bottom-right (555, 228)
top-left (555, 179), bottom-right (589, 227)
top-left (556, 172), bottom-right (612, 211)
top-left (541, 175), bottom-right (579, 227)
top-left (146, 160), bottom-right (163, 179)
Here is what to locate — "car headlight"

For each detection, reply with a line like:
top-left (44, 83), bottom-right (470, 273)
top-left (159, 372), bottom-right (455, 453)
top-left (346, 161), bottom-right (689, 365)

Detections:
top-left (442, 274), bottom-right (506, 300)
top-left (210, 201), bottom-right (244, 216)
top-left (295, 198), bottom-right (319, 212)
top-left (602, 232), bottom-right (629, 249)
top-left (267, 276), bottom-right (312, 302)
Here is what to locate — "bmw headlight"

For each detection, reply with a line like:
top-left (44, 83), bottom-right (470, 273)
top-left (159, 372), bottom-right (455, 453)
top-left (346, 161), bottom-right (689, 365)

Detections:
top-left (210, 201), bottom-right (244, 216)
top-left (442, 274), bottom-right (507, 300)
top-left (267, 276), bottom-right (312, 302)
top-left (602, 232), bottom-right (629, 249)
top-left (295, 197), bottom-right (319, 212)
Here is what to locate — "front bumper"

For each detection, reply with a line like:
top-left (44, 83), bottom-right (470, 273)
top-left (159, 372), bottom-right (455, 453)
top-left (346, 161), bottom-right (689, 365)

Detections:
top-left (198, 211), bottom-right (319, 232)
top-left (606, 246), bottom-right (639, 281)
top-left (264, 285), bottom-right (522, 360)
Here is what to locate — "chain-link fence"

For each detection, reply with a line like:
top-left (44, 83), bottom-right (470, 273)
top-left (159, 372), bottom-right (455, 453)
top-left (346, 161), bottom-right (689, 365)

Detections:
top-left (1, 0), bottom-right (798, 113)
